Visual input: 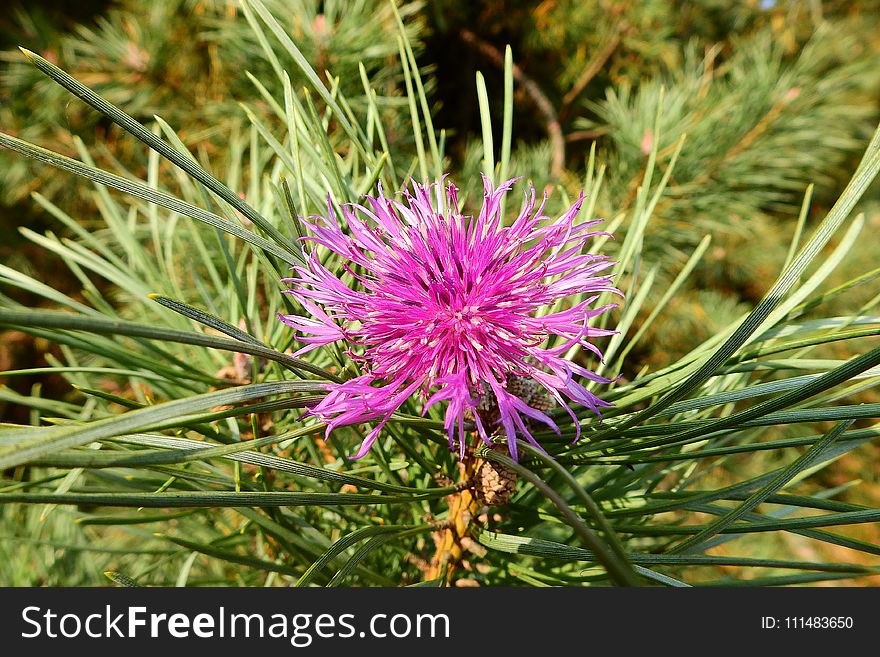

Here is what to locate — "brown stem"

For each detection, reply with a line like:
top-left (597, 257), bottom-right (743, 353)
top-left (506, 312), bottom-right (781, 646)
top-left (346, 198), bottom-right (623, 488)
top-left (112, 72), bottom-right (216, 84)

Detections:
top-left (459, 28), bottom-right (565, 180)
top-left (425, 455), bottom-right (481, 583)
top-left (559, 27), bottom-right (622, 120)
top-left (566, 128), bottom-right (610, 143)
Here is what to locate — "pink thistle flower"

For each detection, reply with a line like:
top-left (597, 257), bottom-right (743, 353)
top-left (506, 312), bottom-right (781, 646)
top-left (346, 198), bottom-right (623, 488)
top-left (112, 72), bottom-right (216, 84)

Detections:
top-left (279, 176), bottom-right (621, 460)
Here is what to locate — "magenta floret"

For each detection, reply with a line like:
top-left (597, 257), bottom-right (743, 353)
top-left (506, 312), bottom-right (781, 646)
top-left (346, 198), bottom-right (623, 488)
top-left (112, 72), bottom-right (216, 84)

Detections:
top-left (279, 176), bottom-right (621, 459)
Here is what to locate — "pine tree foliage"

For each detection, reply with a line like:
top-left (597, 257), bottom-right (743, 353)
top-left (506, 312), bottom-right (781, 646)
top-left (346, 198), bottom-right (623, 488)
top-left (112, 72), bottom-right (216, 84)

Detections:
top-left (0, 0), bottom-right (425, 207)
top-left (586, 25), bottom-right (879, 245)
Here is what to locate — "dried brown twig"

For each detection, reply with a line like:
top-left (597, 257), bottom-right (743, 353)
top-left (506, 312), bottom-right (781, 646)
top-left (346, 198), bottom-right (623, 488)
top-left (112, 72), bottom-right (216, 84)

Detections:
top-left (559, 25), bottom-right (623, 119)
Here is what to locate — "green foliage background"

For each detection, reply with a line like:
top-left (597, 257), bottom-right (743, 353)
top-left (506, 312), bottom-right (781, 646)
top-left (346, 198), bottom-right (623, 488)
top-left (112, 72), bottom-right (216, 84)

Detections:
top-left (0, 0), bottom-right (878, 587)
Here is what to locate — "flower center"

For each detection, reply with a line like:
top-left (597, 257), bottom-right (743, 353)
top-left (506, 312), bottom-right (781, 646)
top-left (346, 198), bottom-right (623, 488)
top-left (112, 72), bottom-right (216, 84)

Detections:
top-left (438, 304), bottom-right (482, 334)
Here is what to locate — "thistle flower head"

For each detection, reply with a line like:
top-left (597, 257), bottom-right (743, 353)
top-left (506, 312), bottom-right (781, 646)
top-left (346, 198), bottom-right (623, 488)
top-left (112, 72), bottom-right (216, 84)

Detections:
top-left (280, 176), bottom-right (621, 459)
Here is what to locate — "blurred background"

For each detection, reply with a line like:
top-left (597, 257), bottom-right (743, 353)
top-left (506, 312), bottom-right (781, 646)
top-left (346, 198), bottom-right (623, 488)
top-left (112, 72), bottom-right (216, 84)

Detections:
top-left (1, 0), bottom-right (878, 584)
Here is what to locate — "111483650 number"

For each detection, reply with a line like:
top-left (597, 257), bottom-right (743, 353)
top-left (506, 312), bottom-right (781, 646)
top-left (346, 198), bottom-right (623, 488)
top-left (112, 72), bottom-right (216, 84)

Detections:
top-left (785, 617), bottom-right (854, 629)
